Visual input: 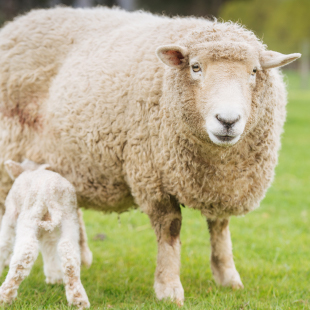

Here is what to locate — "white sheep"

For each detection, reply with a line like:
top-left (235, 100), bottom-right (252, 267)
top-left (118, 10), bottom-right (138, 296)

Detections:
top-left (0, 159), bottom-right (90, 308)
top-left (0, 7), bottom-right (301, 305)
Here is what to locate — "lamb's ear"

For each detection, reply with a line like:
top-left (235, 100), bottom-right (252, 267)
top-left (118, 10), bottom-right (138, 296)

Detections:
top-left (156, 45), bottom-right (188, 68)
top-left (38, 164), bottom-right (51, 171)
top-left (260, 51), bottom-right (301, 69)
top-left (4, 160), bottom-right (24, 180)
top-left (21, 159), bottom-right (40, 171)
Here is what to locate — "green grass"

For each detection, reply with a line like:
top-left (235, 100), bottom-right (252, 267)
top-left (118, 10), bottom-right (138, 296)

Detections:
top-left (1, 72), bottom-right (310, 309)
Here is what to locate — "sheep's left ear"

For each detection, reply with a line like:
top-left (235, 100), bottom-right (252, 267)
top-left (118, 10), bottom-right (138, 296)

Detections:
top-left (260, 51), bottom-right (301, 69)
top-left (156, 45), bottom-right (188, 68)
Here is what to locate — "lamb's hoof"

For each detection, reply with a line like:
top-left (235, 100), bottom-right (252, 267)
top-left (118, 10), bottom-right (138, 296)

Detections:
top-left (69, 295), bottom-right (90, 309)
top-left (67, 283), bottom-right (90, 309)
top-left (154, 281), bottom-right (184, 306)
top-left (45, 276), bottom-right (63, 284)
top-left (72, 298), bottom-right (90, 309)
top-left (0, 290), bottom-right (14, 304)
top-left (81, 248), bottom-right (93, 268)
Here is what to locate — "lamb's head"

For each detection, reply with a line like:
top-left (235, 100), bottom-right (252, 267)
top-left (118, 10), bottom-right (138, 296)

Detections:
top-left (4, 159), bottom-right (51, 180)
top-left (156, 28), bottom-right (300, 147)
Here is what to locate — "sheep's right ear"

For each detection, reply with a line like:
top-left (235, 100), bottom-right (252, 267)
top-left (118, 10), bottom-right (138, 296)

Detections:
top-left (260, 51), bottom-right (301, 69)
top-left (4, 160), bottom-right (24, 180)
top-left (156, 45), bottom-right (188, 68)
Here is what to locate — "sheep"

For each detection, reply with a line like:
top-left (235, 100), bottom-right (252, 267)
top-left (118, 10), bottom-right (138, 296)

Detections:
top-left (0, 7), bottom-right (300, 305)
top-left (0, 159), bottom-right (90, 308)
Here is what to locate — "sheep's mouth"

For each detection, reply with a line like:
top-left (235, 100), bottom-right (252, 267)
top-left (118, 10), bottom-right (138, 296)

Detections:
top-left (214, 135), bottom-right (235, 142)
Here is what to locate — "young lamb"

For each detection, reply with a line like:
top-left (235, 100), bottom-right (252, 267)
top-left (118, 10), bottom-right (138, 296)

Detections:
top-left (0, 159), bottom-right (90, 308)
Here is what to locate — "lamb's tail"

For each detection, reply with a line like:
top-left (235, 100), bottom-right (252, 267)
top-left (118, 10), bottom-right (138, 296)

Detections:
top-left (38, 201), bottom-right (62, 232)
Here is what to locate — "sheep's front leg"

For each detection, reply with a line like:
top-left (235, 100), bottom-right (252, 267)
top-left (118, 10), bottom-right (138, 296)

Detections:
top-left (148, 196), bottom-right (184, 306)
top-left (207, 218), bottom-right (243, 289)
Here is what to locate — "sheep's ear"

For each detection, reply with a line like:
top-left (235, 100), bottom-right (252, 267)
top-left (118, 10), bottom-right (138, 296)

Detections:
top-left (4, 160), bottom-right (24, 180)
top-left (260, 51), bottom-right (301, 69)
top-left (156, 45), bottom-right (188, 68)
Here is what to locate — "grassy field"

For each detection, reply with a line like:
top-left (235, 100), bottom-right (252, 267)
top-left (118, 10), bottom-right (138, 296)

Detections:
top-left (1, 72), bottom-right (310, 309)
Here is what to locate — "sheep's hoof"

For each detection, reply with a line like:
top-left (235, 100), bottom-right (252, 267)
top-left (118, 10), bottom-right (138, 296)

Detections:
top-left (212, 266), bottom-right (244, 290)
top-left (231, 281), bottom-right (244, 290)
top-left (154, 280), bottom-right (184, 306)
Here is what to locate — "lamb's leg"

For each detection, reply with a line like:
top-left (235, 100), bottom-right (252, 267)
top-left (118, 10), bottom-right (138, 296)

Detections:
top-left (57, 215), bottom-right (90, 309)
top-left (0, 221), bottom-right (39, 304)
top-left (207, 218), bottom-right (243, 289)
top-left (147, 196), bottom-right (184, 306)
top-left (39, 230), bottom-right (63, 284)
top-left (0, 212), bottom-right (16, 275)
top-left (77, 209), bottom-right (92, 268)
top-left (0, 205), bottom-right (4, 229)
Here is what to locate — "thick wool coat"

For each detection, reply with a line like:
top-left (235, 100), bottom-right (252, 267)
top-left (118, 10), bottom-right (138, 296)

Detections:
top-left (0, 7), bottom-right (286, 219)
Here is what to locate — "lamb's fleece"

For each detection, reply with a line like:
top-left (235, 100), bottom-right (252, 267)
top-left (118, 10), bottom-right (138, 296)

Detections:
top-left (0, 160), bottom-right (90, 308)
top-left (0, 7), bottom-right (286, 216)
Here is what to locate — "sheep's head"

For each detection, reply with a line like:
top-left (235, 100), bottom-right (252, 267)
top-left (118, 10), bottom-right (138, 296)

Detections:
top-left (4, 159), bottom-right (51, 180)
top-left (156, 37), bottom-right (300, 147)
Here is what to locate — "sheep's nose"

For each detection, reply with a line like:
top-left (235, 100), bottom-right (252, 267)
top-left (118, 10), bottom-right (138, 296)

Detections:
top-left (216, 114), bottom-right (241, 129)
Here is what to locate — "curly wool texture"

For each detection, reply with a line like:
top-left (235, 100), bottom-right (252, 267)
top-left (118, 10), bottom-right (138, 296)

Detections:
top-left (0, 7), bottom-right (286, 219)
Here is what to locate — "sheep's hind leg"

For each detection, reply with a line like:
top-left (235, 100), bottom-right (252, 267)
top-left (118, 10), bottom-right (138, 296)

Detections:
top-left (147, 196), bottom-right (184, 306)
top-left (57, 215), bottom-right (90, 309)
top-left (40, 230), bottom-right (63, 284)
top-left (0, 220), bottom-right (39, 304)
top-left (207, 218), bottom-right (243, 289)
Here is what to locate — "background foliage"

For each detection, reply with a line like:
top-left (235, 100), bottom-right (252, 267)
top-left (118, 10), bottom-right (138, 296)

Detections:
top-left (220, 0), bottom-right (310, 56)
top-left (0, 0), bottom-right (309, 63)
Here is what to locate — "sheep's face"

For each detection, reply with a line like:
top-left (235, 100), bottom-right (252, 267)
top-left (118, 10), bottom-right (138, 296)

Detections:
top-left (157, 42), bottom-right (300, 147)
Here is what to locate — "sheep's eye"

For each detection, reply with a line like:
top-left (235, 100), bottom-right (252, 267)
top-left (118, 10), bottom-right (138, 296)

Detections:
top-left (252, 68), bottom-right (257, 74)
top-left (192, 64), bottom-right (201, 72)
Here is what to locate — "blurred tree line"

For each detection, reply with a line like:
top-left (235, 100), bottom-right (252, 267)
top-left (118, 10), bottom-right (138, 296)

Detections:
top-left (0, 0), bottom-right (230, 21)
top-left (0, 0), bottom-right (308, 69)
top-left (219, 0), bottom-right (310, 56)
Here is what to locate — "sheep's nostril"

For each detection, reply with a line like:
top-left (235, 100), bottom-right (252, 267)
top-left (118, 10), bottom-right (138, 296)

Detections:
top-left (216, 114), bottom-right (240, 128)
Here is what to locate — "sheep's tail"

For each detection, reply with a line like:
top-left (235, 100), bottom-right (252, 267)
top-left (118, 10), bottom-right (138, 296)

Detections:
top-left (38, 201), bottom-right (62, 232)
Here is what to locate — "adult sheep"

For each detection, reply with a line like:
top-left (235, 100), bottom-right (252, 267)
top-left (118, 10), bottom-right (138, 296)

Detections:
top-left (0, 6), bottom-right (300, 305)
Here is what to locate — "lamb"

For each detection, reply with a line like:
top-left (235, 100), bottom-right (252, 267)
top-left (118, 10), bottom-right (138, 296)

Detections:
top-left (0, 159), bottom-right (90, 308)
top-left (0, 7), bottom-right (300, 305)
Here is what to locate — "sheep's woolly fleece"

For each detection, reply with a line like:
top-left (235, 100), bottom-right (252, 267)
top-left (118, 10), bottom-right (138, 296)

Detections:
top-left (0, 7), bottom-right (287, 219)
